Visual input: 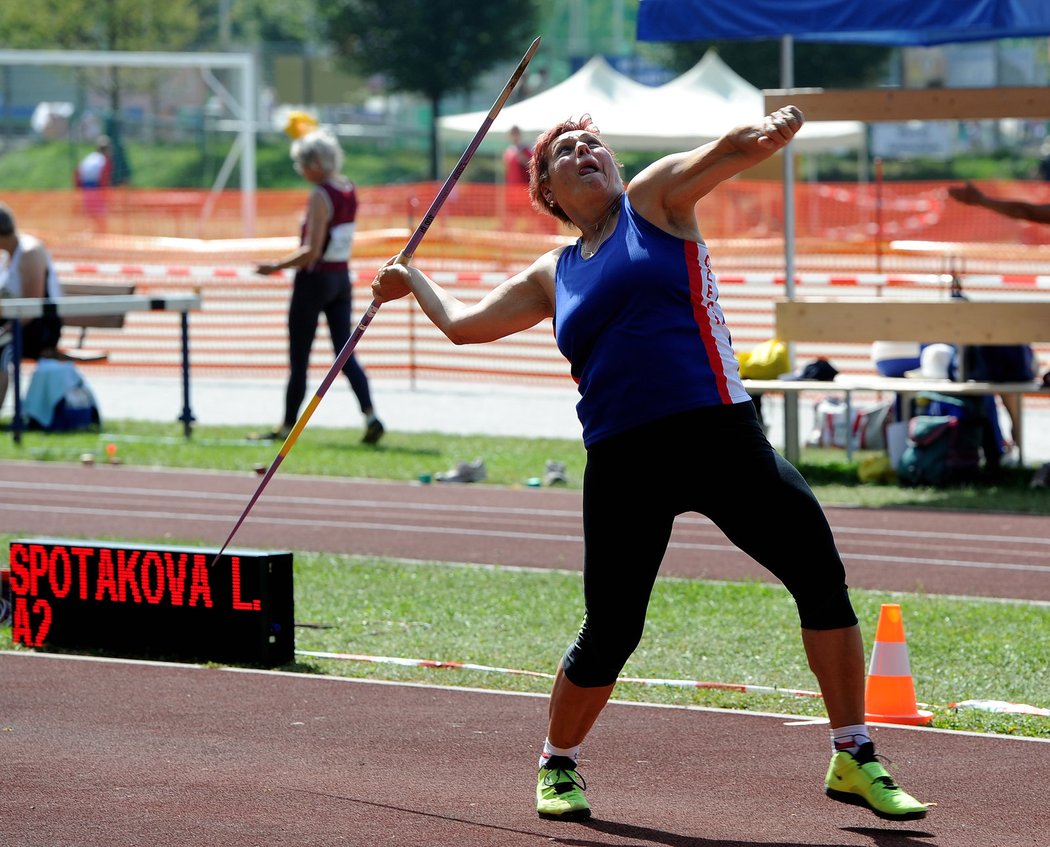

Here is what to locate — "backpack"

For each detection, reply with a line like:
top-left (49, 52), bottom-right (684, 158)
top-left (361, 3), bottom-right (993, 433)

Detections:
top-left (897, 415), bottom-right (982, 486)
top-left (50, 382), bottom-right (100, 431)
top-left (24, 359), bottom-right (101, 432)
top-left (808, 397), bottom-right (892, 450)
top-left (852, 400), bottom-right (893, 450)
top-left (913, 389), bottom-right (1004, 462)
top-left (912, 391), bottom-right (980, 421)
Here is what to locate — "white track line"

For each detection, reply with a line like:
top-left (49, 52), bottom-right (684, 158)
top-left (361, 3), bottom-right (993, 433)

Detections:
top-left (2, 478), bottom-right (1049, 547)
top-left (5, 650), bottom-right (1049, 744)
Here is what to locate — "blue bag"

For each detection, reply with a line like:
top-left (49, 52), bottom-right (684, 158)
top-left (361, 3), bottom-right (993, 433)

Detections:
top-left (24, 359), bottom-right (101, 432)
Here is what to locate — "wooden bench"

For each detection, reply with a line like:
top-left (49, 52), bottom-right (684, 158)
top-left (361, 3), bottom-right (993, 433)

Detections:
top-left (57, 281), bottom-right (137, 361)
top-left (775, 299), bottom-right (1050, 347)
top-left (744, 298), bottom-right (1050, 464)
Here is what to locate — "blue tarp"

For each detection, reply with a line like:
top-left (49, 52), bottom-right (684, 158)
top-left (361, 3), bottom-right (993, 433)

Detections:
top-left (636, 0), bottom-right (1050, 46)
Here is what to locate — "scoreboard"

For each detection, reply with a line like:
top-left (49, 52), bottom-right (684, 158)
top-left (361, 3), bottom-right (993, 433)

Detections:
top-left (7, 538), bottom-right (294, 666)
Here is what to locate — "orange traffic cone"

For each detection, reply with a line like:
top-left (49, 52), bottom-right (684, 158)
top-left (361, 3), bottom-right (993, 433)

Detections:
top-left (864, 604), bottom-right (934, 726)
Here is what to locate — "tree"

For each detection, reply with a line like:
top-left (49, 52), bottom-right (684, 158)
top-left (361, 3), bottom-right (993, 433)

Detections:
top-left (192, 0), bottom-right (318, 49)
top-left (665, 40), bottom-right (892, 90)
top-left (319, 0), bottom-right (539, 179)
top-left (0, 0), bottom-right (199, 184)
top-left (0, 0), bottom-right (198, 112)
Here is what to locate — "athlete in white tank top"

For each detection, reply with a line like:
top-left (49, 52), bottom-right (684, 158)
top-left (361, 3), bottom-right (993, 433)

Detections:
top-left (1, 234), bottom-right (62, 301)
top-left (1, 204), bottom-right (65, 409)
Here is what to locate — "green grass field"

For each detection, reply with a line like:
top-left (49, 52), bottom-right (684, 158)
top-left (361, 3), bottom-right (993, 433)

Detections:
top-left (2, 420), bottom-right (1048, 739)
top-left (282, 554), bottom-right (1050, 738)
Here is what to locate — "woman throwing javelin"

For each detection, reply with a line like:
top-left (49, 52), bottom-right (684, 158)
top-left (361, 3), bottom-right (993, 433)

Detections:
top-left (256, 129), bottom-right (384, 445)
top-left (372, 107), bottom-right (928, 824)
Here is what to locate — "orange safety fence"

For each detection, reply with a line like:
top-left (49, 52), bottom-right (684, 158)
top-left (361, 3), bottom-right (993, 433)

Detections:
top-left (2, 181), bottom-right (1049, 396)
top-left (5, 180), bottom-right (1050, 270)
top-left (42, 260), bottom-right (1050, 395)
top-left (4, 184), bottom-right (568, 269)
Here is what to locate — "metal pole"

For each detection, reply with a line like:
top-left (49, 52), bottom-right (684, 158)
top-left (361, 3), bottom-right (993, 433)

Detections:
top-left (780, 34), bottom-right (800, 465)
top-left (239, 53), bottom-right (256, 237)
top-left (11, 320), bottom-right (23, 445)
top-left (179, 311), bottom-right (195, 438)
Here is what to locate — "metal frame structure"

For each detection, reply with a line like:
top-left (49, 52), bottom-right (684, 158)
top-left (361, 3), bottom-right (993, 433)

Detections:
top-left (0, 49), bottom-right (258, 235)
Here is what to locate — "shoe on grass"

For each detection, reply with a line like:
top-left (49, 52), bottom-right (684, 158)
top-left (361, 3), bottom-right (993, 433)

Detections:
top-left (248, 425), bottom-right (291, 442)
top-left (536, 755), bottom-right (591, 821)
top-left (362, 418), bottom-right (385, 445)
top-left (544, 460), bottom-right (568, 486)
top-left (824, 742), bottom-right (928, 821)
top-left (435, 458), bottom-right (486, 484)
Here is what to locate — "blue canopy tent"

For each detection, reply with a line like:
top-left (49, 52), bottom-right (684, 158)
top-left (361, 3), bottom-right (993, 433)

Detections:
top-left (636, 0), bottom-right (1050, 46)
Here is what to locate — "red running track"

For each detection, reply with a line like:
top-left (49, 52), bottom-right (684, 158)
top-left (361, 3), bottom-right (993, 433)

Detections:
top-left (4, 651), bottom-right (1050, 847)
top-left (2, 461), bottom-right (1049, 846)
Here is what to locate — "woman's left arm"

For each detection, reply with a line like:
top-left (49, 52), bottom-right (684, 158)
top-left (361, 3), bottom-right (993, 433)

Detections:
top-left (628, 106), bottom-right (804, 239)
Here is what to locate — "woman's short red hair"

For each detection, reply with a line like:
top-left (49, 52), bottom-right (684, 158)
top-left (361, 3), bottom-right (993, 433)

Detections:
top-left (528, 114), bottom-right (611, 224)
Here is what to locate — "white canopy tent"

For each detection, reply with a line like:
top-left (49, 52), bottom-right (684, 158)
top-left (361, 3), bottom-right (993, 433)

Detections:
top-left (655, 51), bottom-right (865, 154)
top-left (439, 56), bottom-right (662, 151)
top-left (438, 52), bottom-right (864, 154)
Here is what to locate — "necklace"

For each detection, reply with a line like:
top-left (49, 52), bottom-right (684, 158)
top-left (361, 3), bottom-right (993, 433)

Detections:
top-left (580, 196), bottom-right (621, 259)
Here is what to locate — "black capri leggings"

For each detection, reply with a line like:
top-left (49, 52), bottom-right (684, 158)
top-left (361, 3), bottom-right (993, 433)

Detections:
top-left (562, 401), bottom-right (858, 688)
top-left (284, 268), bottom-right (373, 428)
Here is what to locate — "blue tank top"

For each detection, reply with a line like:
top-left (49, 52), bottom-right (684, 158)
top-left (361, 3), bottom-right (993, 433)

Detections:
top-left (554, 194), bottom-right (751, 447)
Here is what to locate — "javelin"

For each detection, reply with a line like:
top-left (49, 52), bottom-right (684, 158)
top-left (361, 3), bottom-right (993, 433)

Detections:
top-left (212, 36), bottom-right (541, 564)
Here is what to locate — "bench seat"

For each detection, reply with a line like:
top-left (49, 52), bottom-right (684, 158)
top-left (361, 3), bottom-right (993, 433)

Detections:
top-left (57, 281), bottom-right (137, 362)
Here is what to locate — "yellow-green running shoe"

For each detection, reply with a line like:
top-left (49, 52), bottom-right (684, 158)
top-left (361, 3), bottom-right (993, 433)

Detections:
top-left (536, 756), bottom-right (591, 821)
top-left (824, 742), bottom-right (928, 821)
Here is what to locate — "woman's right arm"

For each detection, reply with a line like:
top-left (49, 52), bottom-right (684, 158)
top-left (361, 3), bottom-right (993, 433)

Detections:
top-left (372, 250), bottom-right (558, 345)
top-left (256, 189), bottom-right (331, 274)
top-left (948, 183), bottom-right (1050, 224)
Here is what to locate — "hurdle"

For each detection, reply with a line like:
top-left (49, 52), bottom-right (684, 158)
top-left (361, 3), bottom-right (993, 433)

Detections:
top-left (1, 292), bottom-right (202, 443)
